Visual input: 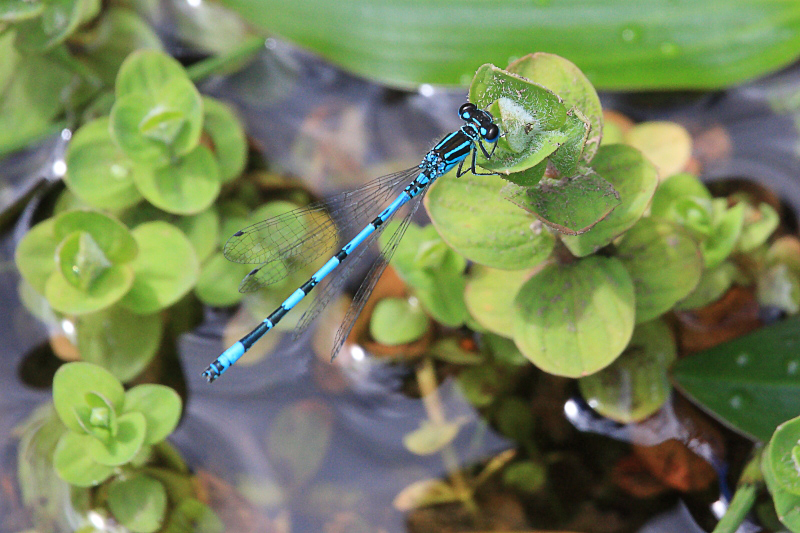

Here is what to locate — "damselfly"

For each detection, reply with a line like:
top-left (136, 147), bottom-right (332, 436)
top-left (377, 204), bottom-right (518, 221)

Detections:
top-left (202, 102), bottom-right (500, 382)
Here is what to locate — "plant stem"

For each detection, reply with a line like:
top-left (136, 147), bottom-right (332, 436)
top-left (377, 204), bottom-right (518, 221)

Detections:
top-left (415, 357), bottom-right (479, 516)
top-left (712, 450), bottom-right (762, 533)
top-left (712, 483), bottom-right (757, 533)
top-left (186, 36), bottom-right (266, 83)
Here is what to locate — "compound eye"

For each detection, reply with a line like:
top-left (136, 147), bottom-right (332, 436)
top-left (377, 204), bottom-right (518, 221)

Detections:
top-left (485, 124), bottom-right (499, 141)
top-left (458, 102), bottom-right (476, 118)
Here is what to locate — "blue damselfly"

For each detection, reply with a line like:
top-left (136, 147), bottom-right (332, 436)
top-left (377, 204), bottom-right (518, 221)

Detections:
top-left (202, 102), bottom-right (500, 382)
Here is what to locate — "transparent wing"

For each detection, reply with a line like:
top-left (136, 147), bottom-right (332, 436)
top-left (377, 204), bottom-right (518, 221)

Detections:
top-left (223, 167), bottom-right (419, 268)
top-left (330, 190), bottom-right (425, 361)
top-left (290, 214), bottom-right (393, 340)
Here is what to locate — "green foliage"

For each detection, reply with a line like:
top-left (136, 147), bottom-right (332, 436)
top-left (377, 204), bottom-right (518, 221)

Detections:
top-left (52, 362), bottom-right (181, 487)
top-left (369, 297), bottom-right (430, 346)
top-left (764, 416), bottom-right (800, 532)
top-left (220, 0), bottom-right (800, 90)
top-left (674, 315), bottom-right (800, 442)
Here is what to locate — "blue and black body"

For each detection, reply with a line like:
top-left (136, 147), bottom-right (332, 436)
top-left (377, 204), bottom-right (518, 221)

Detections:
top-left (202, 103), bottom-right (500, 382)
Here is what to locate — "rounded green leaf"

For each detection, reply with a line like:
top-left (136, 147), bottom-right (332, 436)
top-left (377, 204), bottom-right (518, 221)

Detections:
top-left (77, 307), bottom-right (163, 382)
top-left (513, 255), bottom-right (635, 377)
top-left (87, 411), bottom-right (146, 466)
top-left (202, 96), bottom-right (247, 183)
top-left (503, 460), bottom-right (547, 493)
top-left (119, 221), bottom-right (200, 314)
top-left (15, 218), bottom-right (58, 294)
top-left (675, 261), bottom-right (738, 310)
top-left (465, 265), bottom-right (534, 337)
top-left (266, 401), bottom-right (333, 486)
top-left (738, 203), bottom-right (779, 253)
top-left (195, 252), bottom-right (249, 307)
top-left (14, 0), bottom-right (99, 52)
top-left (55, 231), bottom-right (112, 291)
top-left (369, 297), bottom-right (429, 345)
top-left (426, 171), bottom-right (555, 269)
top-left (132, 145), bottom-right (220, 215)
top-left (624, 121), bottom-right (692, 180)
top-left (0, 0), bottom-right (45, 22)
top-left (650, 172), bottom-right (711, 219)
top-left (457, 365), bottom-right (503, 407)
top-left (616, 218), bottom-right (703, 323)
top-left (53, 432), bottom-right (114, 487)
top-left (64, 117), bottom-right (144, 210)
top-left (578, 319), bottom-right (676, 423)
top-left (507, 52), bottom-right (602, 166)
top-left (703, 201), bottom-right (745, 269)
top-left (469, 64), bottom-right (567, 173)
top-left (111, 77), bottom-right (203, 164)
top-left (123, 384), bottom-right (182, 445)
top-left (561, 144), bottom-right (658, 257)
top-left (53, 362), bottom-right (125, 433)
top-left (174, 207), bottom-right (219, 263)
top-left (108, 474), bottom-right (167, 533)
top-left (45, 264), bottom-right (134, 315)
top-left (54, 209), bottom-right (138, 264)
top-left (164, 499), bottom-right (224, 533)
top-left (403, 420), bottom-right (462, 456)
top-left (115, 49), bottom-right (188, 100)
top-left (764, 416), bottom-right (800, 532)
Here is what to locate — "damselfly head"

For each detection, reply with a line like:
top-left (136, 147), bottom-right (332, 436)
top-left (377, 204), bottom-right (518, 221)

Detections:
top-left (458, 102), bottom-right (499, 143)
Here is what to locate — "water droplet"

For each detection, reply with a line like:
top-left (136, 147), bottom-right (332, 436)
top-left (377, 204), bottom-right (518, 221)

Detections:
top-left (728, 390), bottom-right (753, 410)
top-left (736, 353), bottom-right (749, 367)
top-left (659, 42), bottom-right (680, 57)
top-left (787, 358), bottom-right (800, 376)
top-left (619, 25), bottom-right (643, 44)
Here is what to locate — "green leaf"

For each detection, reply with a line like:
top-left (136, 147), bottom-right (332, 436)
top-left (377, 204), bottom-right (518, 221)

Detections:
top-left (425, 170), bottom-right (555, 269)
top-left (111, 77), bottom-right (203, 165)
top-left (469, 64), bottom-right (567, 173)
top-left (53, 432), bottom-right (114, 487)
top-left (513, 256), bottom-right (635, 377)
top-left (195, 252), bottom-right (250, 307)
top-left (738, 203), bottom-right (780, 253)
top-left (132, 145), bottom-right (221, 215)
top-left (219, 0), bottom-right (800, 90)
top-left (703, 201), bottom-right (745, 269)
top-left (369, 297), bottom-right (429, 346)
top-left (507, 52), bottom-right (603, 165)
top-left (65, 117), bottom-right (144, 210)
top-left (266, 401), bottom-right (332, 485)
top-left (392, 478), bottom-right (460, 512)
top-left (382, 222), bottom-right (469, 327)
top-left (484, 333), bottom-right (529, 367)
top-left (163, 499), bottom-right (224, 533)
top-left (54, 210), bottom-right (138, 264)
top-left (579, 319), bottom-right (676, 423)
top-left (758, 264), bottom-right (800, 315)
top-left (53, 362), bottom-right (125, 433)
top-left (76, 307), bottom-right (163, 382)
top-left (44, 263), bottom-right (134, 315)
top-left (86, 411), bottom-right (146, 466)
top-left (502, 167), bottom-right (620, 235)
top-left (120, 222), bottom-right (200, 314)
top-left (108, 474), bottom-right (167, 533)
top-left (14, 0), bottom-right (100, 52)
top-left (457, 365), bottom-right (503, 407)
top-left (0, 0), bottom-right (45, 22)
top-left (764, 416), bottom-right (800, 532)
top-left (624, 121), bottom-right (693, 180)
top-left (495, 397), bottom-right (534, 445)
top-left (503, 460), bottom-right (547, 493)
top-left (124, 385), bottom-right (182, 445)
top-left (650, 172), bottom-right (711, 219)
top-left (79, 8), bottom-right (163, 87)
top-left (561, 144), bottom-right (658, 257)
top-left (673, 314), bottom-right (800, 441)
top-left (616, 218), bottom-right (703, 323)
top-left (464, 265), bottom-right (534, 337)
top-left (55, 231), bottom-right (112, 291)
top-left (403, 420), bottom-right (462, 455)
top-left (15, 218), bottom-right (59, 294)
top-left (676, 261), bottom-right (738, 310)
top-left (202, 96), bottom-right (247, 183)
top-left (115, 49), bottom-right (188, 100)
top-left (174, 208), bottom-right (220, 263)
